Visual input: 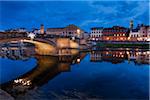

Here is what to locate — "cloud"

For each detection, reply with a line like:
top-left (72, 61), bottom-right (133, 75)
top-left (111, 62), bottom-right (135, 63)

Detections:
top-left (0, 1), bottom-right (149, 31)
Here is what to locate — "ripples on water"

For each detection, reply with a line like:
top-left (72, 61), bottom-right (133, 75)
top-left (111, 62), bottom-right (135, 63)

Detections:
top-left (0, 47), bottom-right (149, 100)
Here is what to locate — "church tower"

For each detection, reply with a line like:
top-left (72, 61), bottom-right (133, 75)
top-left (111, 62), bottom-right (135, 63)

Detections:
top-left (130, 20), bottom-right (133, 30)
top-left (40, 24), bottom-right (44, 34)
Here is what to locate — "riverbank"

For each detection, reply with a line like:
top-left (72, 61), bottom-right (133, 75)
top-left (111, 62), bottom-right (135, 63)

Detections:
top-left (0, 89), bottom-right (14, 100)
top-left (97, 43), bottom-right (149, 48)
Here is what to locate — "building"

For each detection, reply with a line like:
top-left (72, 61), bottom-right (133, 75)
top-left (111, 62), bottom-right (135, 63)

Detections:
top-left (130, 20), bottom-right (134, 30)
top-left (32, 28), bottom-right (40, 34)
top-left (0, 32), bottom-right (27, 39)
top-left (102, 26), bottom-right (129, 41)
top-left (18, 28), bottom-right (27, 32)
top-left (5, 28), bottom-right (27, 33)
top-left (139, 25), bottom-right (150, 41)
top-left (40, 24), bottom-right (44, 34)
top-left (129, 29), bottom-right (140, 41)
top-left (47, 27), bottom-right (64, 36)
top-left (46, 24), bottom-right (85, 38)
top-left (129, 24), bottom-right (150, 41)
top-left (90, 27), bottom-right (103, 41)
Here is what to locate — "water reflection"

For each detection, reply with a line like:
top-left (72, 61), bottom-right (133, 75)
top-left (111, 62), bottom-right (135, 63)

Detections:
top-left (0, 46), bottom-right (35, 60)
top-left (0, 49), bottom-right (86, 98)
top-left (0, 46), bottom-right (149, 99)
top-left (90, 49), bottom-right (150, 65)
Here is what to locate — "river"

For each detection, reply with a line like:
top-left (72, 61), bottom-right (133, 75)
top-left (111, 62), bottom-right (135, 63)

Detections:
top-left (0, 46), bottom-right (149, 100)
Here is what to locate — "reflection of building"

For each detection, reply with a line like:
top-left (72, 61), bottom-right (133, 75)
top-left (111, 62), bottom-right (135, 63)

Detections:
top-left (90, 51), bottom-right (102, 62)
top-left (127, 51), bottom-right (150, 64)
top-left (0, 42), bottom-right (35, 60)
top-left (90, 27), bottom-right (103, 41)
top-left (90, 50), bottom-right (150, 64)
top-left (90, 50), bottom-right (126, 64)
top-left (46, 24), bottom-right (85, 38)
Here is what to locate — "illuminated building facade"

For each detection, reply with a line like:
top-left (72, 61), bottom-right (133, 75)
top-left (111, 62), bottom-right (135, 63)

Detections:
top-left (139, 25), bottom-right (150, 41)
top-left (0, 32), bottom-right (27, 39)
top-left (129, 24), bottom-right (150, 41)
top-left (46, 24), bottom-right (84, 38)
top-left (5, 28), bottom-right (27, 33)
top-left (129, 29), bottom-right (140, 41)
top-left (40, 24), bottom-right (44, 34)
top-left (90, 27), bottom-right (103, 41)
top-left (102, 26), bottom-right (129, 41)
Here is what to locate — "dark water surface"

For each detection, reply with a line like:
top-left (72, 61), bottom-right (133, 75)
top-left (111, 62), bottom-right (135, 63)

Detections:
top-left (0, 47), bottom-right (149, 100)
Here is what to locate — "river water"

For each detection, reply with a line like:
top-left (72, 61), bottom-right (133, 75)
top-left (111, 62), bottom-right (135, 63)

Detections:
top-left (0, 46), bottom-right (149, 100)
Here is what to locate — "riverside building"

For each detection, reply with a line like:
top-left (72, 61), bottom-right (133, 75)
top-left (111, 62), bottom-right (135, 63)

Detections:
top-left (90, 27), bottom-right (103, 41)
top-left (102, 26), bottom-right (129, 41)
top-left (46, 24), bottom-right (85, 38)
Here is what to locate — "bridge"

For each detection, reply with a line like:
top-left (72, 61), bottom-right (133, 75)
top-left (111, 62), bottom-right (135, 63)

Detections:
top-left (0, 37), bottom-right (80, 56)
top-left (1, 54), bottom-right (82, 96)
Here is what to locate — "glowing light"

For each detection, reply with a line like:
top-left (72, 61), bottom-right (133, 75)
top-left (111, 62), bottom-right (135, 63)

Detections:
top-left (143, 52), bottom-right (146, 55)
top-left (77, 58), bottom-right (80, 63)
top-left (14, 79), bottom-right (32, 86)
top-left (126, 51), bottom-right (129, 55)
top-left (136, 52), bottom-right (139, 56)
top-left (106, 52), bottom-right (109, 55)
top-left (92, 38), bottom-right (95, 40)
top-left (72, 37), bottom-right (75, 40)
top-left (77, 29), bottom-right (80, 34)
top-left (147, 51), bottom-right (150, 54)
top-left (106, 37), bottom-right (109, 40)
top-left (146, 38), bottom-right (150, 41)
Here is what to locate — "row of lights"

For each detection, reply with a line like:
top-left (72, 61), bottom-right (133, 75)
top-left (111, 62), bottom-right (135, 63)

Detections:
top-left (14, 78), bottom-right (32, 86)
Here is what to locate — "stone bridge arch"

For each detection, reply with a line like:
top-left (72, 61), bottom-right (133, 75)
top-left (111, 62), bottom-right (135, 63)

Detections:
top-left (22, 39), bottom-right (56, 55)
top-left (0, 38), bottom-right (79, 56)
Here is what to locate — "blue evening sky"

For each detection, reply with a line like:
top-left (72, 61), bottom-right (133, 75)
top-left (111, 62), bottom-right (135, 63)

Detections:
top-left (0, 1), bottom-right (149, 32)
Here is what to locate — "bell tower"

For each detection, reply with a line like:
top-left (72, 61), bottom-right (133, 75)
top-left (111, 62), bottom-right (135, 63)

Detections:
top-left (130, 20), bottom-right (133, 30)
top-left (40, 24), bottom-right (44, 34)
